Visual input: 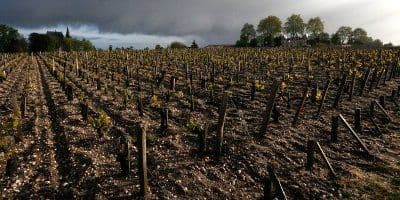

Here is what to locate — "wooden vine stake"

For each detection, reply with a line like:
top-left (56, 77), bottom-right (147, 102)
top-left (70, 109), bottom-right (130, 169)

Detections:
top-left (260, 78), bottom-right (280, 136)
top-left (80, 100), bottom-right (88, 121)
top-left (264, 165), bottom-right (287, 200)
top-left (215, 91), bottom-right (228, 159)
top-left (136, 122), bottom-right (149, 199)
top-left (197, 125), bottom-right (207, 156)
top-left (355, 108), bottom-right (362, 133)
top-left (339, 114), bottom-right (372, 156)
top-left (117, 136), bottom-right (131, 175)
top-left (306, 140), bottom-right (315, 170)
top-left (316, 78), bottom-right (331, 118)
top-left (306, 140), bottom-right (336, 177)
top-left (374, 100), bottom-right (392, 123)
top-left (292, 87), bottom-right (309, 126)
top-left (331, 116), bottom-right (339, 142)
top-left (332, 73), bottom-right (347, 108)
top-left (315, 141), bottom-right (337, 178)
top-left (348, 72), bottom-right (356, 101)
top-left (379, 96), bottom-right (385, 109)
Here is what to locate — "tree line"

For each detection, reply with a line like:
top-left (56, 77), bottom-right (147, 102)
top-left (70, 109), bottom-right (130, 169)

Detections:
top-left (0, 24), bottom-right (95, 53)
top-left (236, 14), bottom-right (393, 47)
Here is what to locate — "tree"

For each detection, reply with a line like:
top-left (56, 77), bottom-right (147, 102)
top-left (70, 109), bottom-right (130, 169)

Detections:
top-left (257, 16), bottom-right (282, 46)
top-left (384, 42), bottom-right (393, 47)
top-left (306, 17), bottom-right (324, 38)
top-left (9, 36), bottom-right (28, 52)
top-left (370, 39), bottom-right (383, 47)
top-left (350, 28), bottom-right (369, 45)
top-left (155, 44), bottom-right (163, 50)
top-left (0, 24), bottom-right (27, 52)
top-left (284, 14), bottom-right (306, 38)
top-left (79, 39), bottom-right (96, 51)
top-left (236, 23), bottom-right (256, 47)
top-left (29, 33), bottom-right (53, 52)
top-left (335, 26), bottom-right (352, 44)
top-left (169, 41), bottom-right (187, 49)
top-left (331, 33), bottom-right (341, 45)
top-left (190, 40), bottom-right (199, 48)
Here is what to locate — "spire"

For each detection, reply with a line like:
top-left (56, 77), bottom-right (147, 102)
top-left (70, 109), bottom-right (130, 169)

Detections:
top-left (66, 26), bottom-right (71, 38)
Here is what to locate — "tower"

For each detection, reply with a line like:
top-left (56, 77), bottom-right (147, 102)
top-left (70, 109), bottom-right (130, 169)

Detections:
top-left (66, 26), bottom-right (71, 38)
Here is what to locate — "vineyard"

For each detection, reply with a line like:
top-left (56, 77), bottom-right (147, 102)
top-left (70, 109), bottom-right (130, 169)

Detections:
top-left (0, 48), bottom-right (400, 199)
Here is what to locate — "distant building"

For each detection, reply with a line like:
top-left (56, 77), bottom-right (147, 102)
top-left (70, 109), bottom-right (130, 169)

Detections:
top-left (46, 30), bottom-right (64, 38)
top-left (46, 30), bottom-right (65, 51)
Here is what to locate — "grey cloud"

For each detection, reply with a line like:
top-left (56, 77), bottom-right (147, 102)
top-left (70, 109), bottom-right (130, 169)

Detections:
top-left (1, 0), bottom-right (399, 45)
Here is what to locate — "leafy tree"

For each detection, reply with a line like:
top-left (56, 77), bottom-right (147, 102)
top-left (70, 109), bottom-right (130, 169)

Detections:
top-left (350, 28), bottom-right (369, 45)
top-left (64, 38), bottom-right (95, 51)
top-left (236, 23), bottom-right (256, 47)
top-left (79, 39), bottom-right (96, 51)
top-left (249, 38), bottom-right (258, 47)
top-left (384, 42), bottom-right (393, 47)
top-left (284, 14), bottom-right (306, 39)
top-left (0, 24), bottom-right (27, 52)
top-left (29, 33), bottom-right (54, 52)
top-left (274, 35), bottom-right (285, 46)
top-left (306, 17), bottom-right (324, 38)
top-left (370, 39), bottom-right (383, 47)
top-left (335, 26), bottom-right (352, 44)
top-left (8, 36), bottom-right (28, 52)
top-left (169, 41), bottom-right (187, 49)
top-left (331, 33), bottom-right (341, 45)
top-left (155, 44), bottom-right (163, 50)
top-left (308, 32), bottom-right (330, 46)
top-left (241, 23), bottom-right (256, 42)
top-left (190, 40), bottom-right (199, 48)
top-left (257, 16), bottom-right (282, 46)
top-left (235, 39), bottom-right (248, 47)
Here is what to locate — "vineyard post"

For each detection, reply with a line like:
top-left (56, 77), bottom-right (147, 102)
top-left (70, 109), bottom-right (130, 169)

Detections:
top-left (316, 78), bottom-right (331, 117)
top-left (293, 87), bottom-right (309, 125)
top-left (272, 105), bottom-right (280, 123)
top-left (379, 96), bottom-right (385, 109)
top-left (359, 69), bottom-right (371, 96)
top-left (306, 140), bottom-right (315, 170)
top-left (332, 73), bottom-right (347, 108)
top-left (137, 122), bottom-right (148, 199)
top-left (260, 78), bottom-right (280, 135)
top-left (338, 114), bottom-right (371, 156)
top-left (348, 72), bottom-right (356, 101)
top-left (369, 101), bottom-right (375, 117)
top-left (215, 91), bottom-right (228, 159)
top-left (368, 69), bottom-right (377, 92)
top-left (170, 76), bottom-right (175, 91)
top-left (197, 125), bottom-right (207, 156)
top-left (137, 86), bottom-right (144, 117)
top-left (311, 83), bottom-right (318, 104)
top-left (160, 103), bottom-right (169, 133)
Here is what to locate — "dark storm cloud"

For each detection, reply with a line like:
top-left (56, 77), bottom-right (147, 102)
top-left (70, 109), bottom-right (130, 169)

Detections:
top-left (1, 0), bottom-right (399, 45)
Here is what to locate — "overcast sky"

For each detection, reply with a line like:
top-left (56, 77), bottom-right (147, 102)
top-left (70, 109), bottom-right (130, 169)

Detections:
top-left (1, 0), bottom-right (399, 49)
